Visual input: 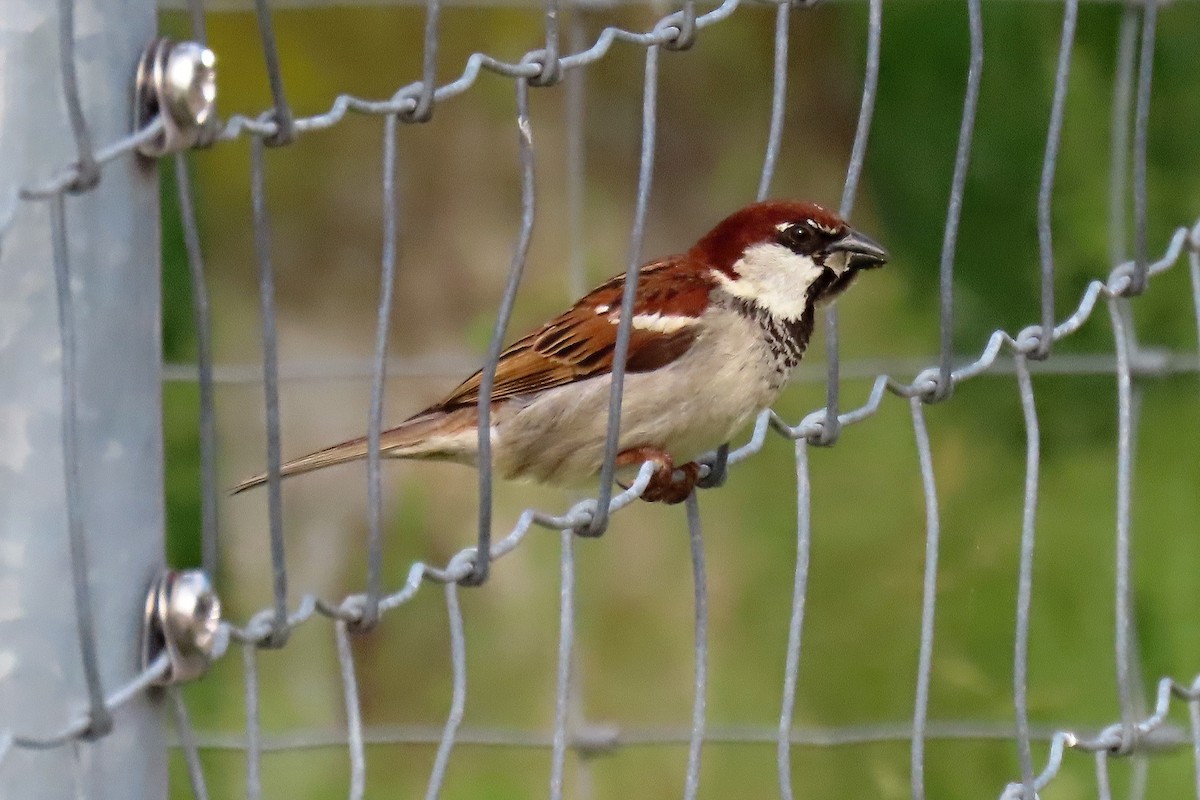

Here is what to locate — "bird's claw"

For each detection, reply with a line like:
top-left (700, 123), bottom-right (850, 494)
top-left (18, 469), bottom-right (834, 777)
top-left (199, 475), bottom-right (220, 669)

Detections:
top-left (616, 447), bottom-right (699, 505)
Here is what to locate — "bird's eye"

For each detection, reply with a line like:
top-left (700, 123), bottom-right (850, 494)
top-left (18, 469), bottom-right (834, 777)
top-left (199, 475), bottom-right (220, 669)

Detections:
top-left (784, 222), bottom-right (816, 251)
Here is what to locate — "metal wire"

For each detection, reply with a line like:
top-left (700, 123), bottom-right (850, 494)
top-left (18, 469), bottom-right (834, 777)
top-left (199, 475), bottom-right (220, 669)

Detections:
top-left (181, 716), bottom-right (1197, 753)
top-left (1012, 354), bottom-right (1040, 800)
top-left (243, 644), bottom-right (263, 800)
top-left (1109, 293), bottom-right (1138, 751)
top-left (56, 0), bottom-right (99, 191)
top-left (550, 529), bottom-right (576, 800)
top-left (587, 43), bottom-right (659, 536)
top-left (174, 153), bottom-right (221, 575)
top-left (684, 492), bottom-right (709, 800)
top-left (1033, 0), bottom-right (1077, 359)
top-left (335, 621), bottom-right (367, 799)
top-left (425, 581), bottom-right (467, 800)
top-left (253, 0), bottom-right (297, 145)
top-left (756, 1), bottom-right (790, 204)
top-left (171, 686), bottom-right (211, 800)
top-left (250, 136), bottom-right (291, 646)
top-left (363, 113), bottom-right (400, 627)
top-left (399, 0), bottom-right (440, 122)
top-left (909, 397), bottom-right (941, 800)
top-left (1128, 0), bottom-right (1157, 294)
top-left (1189, 695), bottom-right (1200, 799)
top-left (821, 0), bottom-right (881, 445)
top-left (1109, 3), bottom-right (1138, 266)
top-left (48, 194), bottom-right (111, 739)
top-left (565, 12), bottom-right (588, 301)
top-left (933, 0), bottom-right (983, 401)
top-left (469, 77), bottom-right (536, 582)
top-left (777, 440), bottom-right (813, 800)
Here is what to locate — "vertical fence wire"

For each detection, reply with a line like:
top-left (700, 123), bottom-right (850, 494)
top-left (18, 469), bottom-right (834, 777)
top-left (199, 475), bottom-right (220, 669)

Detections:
top-left (777, 439), bottom-right (813, 800)
top-left (363, 113), bottom-right (400, 627)
top-left (1191, 243), bottom-right (1200, 359)
top-left (565, 12), bottom-right (588, 301)
top-left (1012, 355), bottom-right (1040, 799)
top-left (250, 136), bottom-right (290, 645)
top-left (588, 44), bottom-right (659, 535)
top-left (425, 583), bottom-right (467, 800)
top-left (838, 0), bottom-right (882, 223)
top-left (909, 397), bottom-right (941, 800)
top-left (252, 0), bottom-right (296, 145)
top-left (1033, 0), bottom-right (1077, 359)
top-left (1108, 4), bottom-right (1139, 266)
top-left (1108, 293), bottom-right (1138, 749)
top-left (55, 0), bottom-right (98, 190)
top-left (1095, 750), bottom-right (1114, 800)
top-left (756, 1), bottom-right (790, 204)
top-left (49, 194), bottom-right (111, 737)
top-left (335, 620), bottom-right (366, 800)
top-left (536, 0), bottom-right (562, 85)
top-left (822, 0), bottom-right (882, 444)
top-left (174, 154), bottom-right (221, 576)
top-left (185, 0), bottom-right (208, 47)
top-left (558, 25), bottom-right (587, 792)
top-left (470, 78), bottom-right (536, 582)
top-left (1128, 0), bottom-right (1157, 295)
top-left (684, 492), bottom-right (709, 800)
top-left (243, 644), bottom-right (263, 800)
top-left (1107, 1), bottom-right (1146, 764)
top-left (171, 687), bottom-right (210, 800)
top-left (550, 529), bottom-right (576, 800)
top-left (401, 0), bottom-right (440, 123)
top-left (933, 0), bottom-right (983, 400)
top-left (1189, 694), bottom-right (1200, 800)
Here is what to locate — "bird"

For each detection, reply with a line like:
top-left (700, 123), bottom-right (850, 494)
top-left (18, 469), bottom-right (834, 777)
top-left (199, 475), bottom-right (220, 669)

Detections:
top-left (232, 200), bottom-right (887, 504)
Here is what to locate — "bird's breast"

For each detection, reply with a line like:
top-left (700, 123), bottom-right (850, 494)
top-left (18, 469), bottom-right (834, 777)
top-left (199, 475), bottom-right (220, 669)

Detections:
top-left (490, 306), bottom-right (792, 486)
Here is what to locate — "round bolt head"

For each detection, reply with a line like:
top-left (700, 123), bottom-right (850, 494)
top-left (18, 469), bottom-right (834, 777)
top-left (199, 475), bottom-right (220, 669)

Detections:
top-left (164, 42), bottom-right (217, 128)
top-left (165, 569), bottom-right (221, 659)
top-left (142, 569), bottom-right (222, 685)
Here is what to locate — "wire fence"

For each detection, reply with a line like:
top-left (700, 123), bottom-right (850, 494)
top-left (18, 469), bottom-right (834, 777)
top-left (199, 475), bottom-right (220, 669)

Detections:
top-left (2, 0), bottom-right (1200, 798)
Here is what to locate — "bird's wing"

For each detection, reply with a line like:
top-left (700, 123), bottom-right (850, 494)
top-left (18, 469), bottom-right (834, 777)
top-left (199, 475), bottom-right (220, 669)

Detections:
top-left (433, 256), bottom-right (712, 411)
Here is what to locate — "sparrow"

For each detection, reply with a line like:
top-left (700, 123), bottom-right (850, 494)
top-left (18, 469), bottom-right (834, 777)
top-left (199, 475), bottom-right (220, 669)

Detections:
top-left (232, 200), bottom-right (887, 504)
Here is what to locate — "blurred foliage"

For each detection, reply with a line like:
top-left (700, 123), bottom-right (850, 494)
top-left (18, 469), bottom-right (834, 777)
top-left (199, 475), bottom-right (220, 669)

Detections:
top-left (158, 2), bottom-right (1200, 799)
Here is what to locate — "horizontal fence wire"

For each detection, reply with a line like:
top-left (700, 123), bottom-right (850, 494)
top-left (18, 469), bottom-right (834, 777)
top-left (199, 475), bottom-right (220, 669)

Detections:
top-left (159, 350), bottom-right (1200, 384)
top-left (175, 718), bottom-right (1199, 753)
top-left (3, 1), bottom-right (1200, 799)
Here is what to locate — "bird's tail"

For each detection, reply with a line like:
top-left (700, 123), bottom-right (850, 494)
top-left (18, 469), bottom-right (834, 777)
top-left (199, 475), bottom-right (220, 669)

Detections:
top-left (229, 409), bottom-right (475, 495)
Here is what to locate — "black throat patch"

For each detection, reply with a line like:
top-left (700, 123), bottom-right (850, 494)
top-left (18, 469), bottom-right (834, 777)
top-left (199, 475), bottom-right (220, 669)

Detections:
top-left (724, 295), bottom-right (815, 373)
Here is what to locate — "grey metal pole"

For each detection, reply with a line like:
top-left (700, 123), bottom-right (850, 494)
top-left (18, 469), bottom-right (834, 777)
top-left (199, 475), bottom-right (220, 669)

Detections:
top-left (0, 0), bottom-right (166, 797)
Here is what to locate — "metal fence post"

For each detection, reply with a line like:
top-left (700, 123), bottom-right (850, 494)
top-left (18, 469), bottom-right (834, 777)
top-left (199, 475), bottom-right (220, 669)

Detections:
top-left (0, 0), bottom-right (165, 797)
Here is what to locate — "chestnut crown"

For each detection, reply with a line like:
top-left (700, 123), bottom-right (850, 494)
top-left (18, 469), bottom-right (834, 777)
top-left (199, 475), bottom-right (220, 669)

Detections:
top-left (689, 200), bottom-right (888, 275)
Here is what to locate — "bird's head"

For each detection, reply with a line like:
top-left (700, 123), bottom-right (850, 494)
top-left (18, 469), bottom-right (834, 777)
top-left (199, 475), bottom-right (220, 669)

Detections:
top-left (690, 200), bottom-right (888, 320)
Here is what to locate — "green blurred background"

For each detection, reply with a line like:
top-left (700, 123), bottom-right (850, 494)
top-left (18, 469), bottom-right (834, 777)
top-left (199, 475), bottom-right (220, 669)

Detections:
top-left (158, 2), bottom-right (1200, 798)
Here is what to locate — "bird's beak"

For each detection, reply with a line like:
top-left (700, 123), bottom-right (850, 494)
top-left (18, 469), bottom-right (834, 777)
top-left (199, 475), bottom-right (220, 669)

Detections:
top-left (828, 228), bottom-right (888, 269)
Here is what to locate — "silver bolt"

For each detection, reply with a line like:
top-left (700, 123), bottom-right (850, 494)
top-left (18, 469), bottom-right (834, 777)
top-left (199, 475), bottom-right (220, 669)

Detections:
top-left (134, 38), bottom-right (218, 157)
top-left (142, 569), bottom-right (222, 685)
top-left (163, 42), bottom-right (217, 129)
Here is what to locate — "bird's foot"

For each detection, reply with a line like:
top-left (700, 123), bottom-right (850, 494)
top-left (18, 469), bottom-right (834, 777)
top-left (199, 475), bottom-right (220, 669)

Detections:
top-left (616, 447), bottom-right (700, 505)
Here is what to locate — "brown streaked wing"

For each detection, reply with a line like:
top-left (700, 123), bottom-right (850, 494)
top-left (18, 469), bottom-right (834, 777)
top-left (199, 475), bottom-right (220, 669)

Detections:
top-left (432, 256), bottom-right (711, 412)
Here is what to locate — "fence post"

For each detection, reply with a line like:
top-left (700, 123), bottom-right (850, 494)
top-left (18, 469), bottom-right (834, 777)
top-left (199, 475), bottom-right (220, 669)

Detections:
top-left (0, 0), bottom-right (166, 797)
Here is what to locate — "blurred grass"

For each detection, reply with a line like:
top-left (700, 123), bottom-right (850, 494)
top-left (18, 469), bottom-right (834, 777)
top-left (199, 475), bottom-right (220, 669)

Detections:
top-left (159, 2), bottom-right (1200, 798)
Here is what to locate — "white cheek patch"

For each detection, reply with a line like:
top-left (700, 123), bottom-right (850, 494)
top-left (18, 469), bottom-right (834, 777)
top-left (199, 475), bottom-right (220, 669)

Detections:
top-left (607, 311), bottom-right (697, 334)
top-left (714, 241), bottom-right (824, 320)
